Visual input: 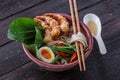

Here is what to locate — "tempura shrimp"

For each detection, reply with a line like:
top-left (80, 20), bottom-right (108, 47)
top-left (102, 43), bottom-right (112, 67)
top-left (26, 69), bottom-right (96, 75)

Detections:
top-left (34, 16), bottom-right (49, 29)
top-left (44, 16), bottom-right (61, 37)
top-left (44, 29), bottom-right (53, 43)
top-left (34, 16), bottom-right (53, 43)
top-left (44, 13), bottom-right (69, 34)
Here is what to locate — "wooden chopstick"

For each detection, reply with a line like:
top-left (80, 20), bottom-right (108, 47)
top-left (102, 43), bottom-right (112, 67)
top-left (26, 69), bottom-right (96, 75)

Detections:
top-left (69, 0), bottom-right (82, 71)
top-left (73, 0), bottom-right (86, 71)
top-left (69, 0), bottom-right (86, 71)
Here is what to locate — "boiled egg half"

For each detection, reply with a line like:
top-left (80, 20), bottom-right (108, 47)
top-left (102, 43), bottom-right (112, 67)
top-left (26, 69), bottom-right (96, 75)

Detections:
top-left (38, 47), bottom-right (55, 63)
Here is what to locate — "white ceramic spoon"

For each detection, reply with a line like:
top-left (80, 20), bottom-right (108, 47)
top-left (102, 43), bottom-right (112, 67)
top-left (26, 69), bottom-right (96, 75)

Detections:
top-left (83, 13), bottom-right (107, 55)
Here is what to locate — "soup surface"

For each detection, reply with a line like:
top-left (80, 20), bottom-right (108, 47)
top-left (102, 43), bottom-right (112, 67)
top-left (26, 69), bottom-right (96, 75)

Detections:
top-left (87, 21), bottom-right (97, 36)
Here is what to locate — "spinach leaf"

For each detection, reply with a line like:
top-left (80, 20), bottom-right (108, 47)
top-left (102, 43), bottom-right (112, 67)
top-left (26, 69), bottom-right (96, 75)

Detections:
top-left (7, 17), bottom-right (45, 56)
top-left (26, 44), bottom-right (41, 60)
top-left (26, 44), bottom-right (37, 56)
top-left (35, 26), bottom-right (44, 48)
top-left (8, 17), bottom-right (37, 45)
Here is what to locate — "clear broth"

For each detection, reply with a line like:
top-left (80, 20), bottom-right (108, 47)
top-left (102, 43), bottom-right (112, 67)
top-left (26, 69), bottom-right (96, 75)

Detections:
top-left (87, 21), bottom-right (97, 36)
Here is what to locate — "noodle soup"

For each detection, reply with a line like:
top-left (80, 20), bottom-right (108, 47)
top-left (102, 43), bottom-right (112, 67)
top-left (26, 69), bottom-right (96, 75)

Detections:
top-left (8, 13), bottom-right (93, 71)
top-left (33, 13), bottom-right (88, 64)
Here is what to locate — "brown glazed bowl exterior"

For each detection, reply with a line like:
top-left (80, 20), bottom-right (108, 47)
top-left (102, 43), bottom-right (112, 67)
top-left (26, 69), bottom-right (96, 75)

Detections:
top-left (22, 13), bottom-right (93, 72)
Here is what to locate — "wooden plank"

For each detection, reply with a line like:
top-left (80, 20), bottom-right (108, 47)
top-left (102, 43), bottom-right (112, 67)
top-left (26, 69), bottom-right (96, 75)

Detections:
top-left (77, 0), bottom-right (120, 61)
top-left (1, 50), bottom-right (120, 80)
top-left (78, 0), bottom-right (119, 25)
top-left (83, 49), bottom-right (120, 80)
top-left (84, 17), bottom-right (120, 80)
top-left (0, 41), bottom-right (31, 76)
top-left (79, 1), bottom-right (120, 78)
top-left (0, 0), bottom-right (102, 46)
top-left (0, 0), bottom-right (102, 77)
top-left (1, 16), bottom-right (120, 80)
top-left (0, 0), bottom-right (47, 20)
top-left (0, 0), bottom-right (120, 79)
top-left (0, 62), bottom-right (81, 80)
top-left (86, 18), bottom-right (120, 61)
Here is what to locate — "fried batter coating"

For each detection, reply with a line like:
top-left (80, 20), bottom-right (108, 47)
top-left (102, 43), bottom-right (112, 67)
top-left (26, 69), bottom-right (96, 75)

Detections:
top-left (43, 29), bottom-right (53, 43)
top-left (34, 16), bottom-right (53, 43)
top-left (34, 13), bottom-right (70, 43)
top-left (45, 13), bottom-right (69, 33)
top-left (44, 16), bottom-right (60, 37)
top-left (34, 16), bottom-right (49, 29)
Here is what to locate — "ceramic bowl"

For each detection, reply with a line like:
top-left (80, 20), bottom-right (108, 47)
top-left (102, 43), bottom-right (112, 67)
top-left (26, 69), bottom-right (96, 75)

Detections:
top-left (22, 13), bottom-right (93, 72)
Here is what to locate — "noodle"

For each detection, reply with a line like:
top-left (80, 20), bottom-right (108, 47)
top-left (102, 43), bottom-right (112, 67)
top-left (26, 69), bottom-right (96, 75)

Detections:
top-left (47, 41), bottom-right (66, 46)
top-left (47, 32), bottom-right (88, 48)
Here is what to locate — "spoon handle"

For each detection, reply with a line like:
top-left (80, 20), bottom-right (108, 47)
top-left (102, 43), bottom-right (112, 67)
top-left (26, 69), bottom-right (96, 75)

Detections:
top-left (96, 36), bottom-right (107, 55)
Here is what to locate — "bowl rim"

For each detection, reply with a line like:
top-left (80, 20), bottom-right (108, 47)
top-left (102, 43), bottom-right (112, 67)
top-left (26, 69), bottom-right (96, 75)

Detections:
top-left (22, 13), bottom-right (93, 69)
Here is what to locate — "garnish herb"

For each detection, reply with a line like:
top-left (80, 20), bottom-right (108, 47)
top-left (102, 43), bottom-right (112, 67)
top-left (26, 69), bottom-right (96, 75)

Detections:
top-left (7, 17), bottom-right (44, 55)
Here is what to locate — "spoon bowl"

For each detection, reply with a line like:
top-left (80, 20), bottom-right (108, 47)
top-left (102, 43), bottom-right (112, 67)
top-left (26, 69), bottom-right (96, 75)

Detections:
top-left (83, 13), bottom-right (101, 37)
top-left (83, 13), bottom-right (107, 55)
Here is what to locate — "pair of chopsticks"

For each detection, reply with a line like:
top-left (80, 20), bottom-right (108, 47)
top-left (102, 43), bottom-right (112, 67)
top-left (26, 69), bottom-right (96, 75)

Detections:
top-left (69, 0), bottom-right (86, 71)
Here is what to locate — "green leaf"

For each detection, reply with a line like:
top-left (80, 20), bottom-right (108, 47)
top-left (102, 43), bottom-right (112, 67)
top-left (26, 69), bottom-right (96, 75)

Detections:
top-left (49, 46), bottom-right (58, 53)
top-left (52, 55), bottom-right (61, 64)
top-left (7, 17), bottom-right (37, 45)
top-left (49, 46), bottom-right (75, 54)
top-left (7, 17), bottom-right (46, 59)
top-left (26, 44), bottom-right (37, 56)
top-left (35, 26), bottom-right (44, 48)
top-left (66, 42), bottom-right (76, 51)
top-left (56, 47), bottom-right (74, 54)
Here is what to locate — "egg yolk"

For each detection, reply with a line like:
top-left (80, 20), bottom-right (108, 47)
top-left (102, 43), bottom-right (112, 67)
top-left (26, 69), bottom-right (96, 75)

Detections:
top-left (40, 49), bottom-right (52, 59)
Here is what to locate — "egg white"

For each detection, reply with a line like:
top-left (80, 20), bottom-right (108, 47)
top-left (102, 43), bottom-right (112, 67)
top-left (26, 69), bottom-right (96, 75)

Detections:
top-left (38, 47), bottom-right (55, 63)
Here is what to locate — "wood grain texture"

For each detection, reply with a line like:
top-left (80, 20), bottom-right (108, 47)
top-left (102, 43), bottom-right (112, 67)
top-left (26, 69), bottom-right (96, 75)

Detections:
top-left (0, 62), bottom-right (81, 80)
top-left (0, 0), bottom-right (47, 20)
top-left (0, 0), bottom-right (103, 77)
top-left (0, 42), bottom-right (30, 76)
top-left (1, 39), bottom-right (120, 80)
top-left (78, 0), bottom-right (120, 24)
top-left (0, 0), bottom-right (120, 80)
top-left (1, 9), bottom-right (120, 80)
top-left (0, 0), bottom-right (104, 76)
top-left (0, 0), bottom-right (102, 46)
top-left (86, 17), bottom-right (120, 60)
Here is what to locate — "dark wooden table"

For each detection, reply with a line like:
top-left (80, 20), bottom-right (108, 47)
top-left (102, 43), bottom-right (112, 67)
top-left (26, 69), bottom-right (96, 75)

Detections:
top-left (0, 0), bottom-right (120, 80)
